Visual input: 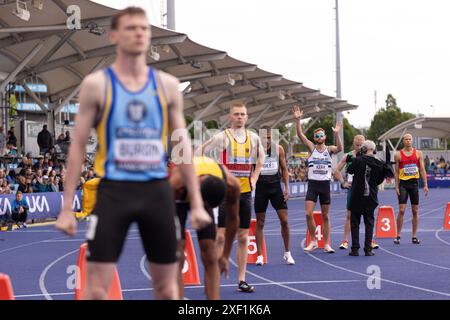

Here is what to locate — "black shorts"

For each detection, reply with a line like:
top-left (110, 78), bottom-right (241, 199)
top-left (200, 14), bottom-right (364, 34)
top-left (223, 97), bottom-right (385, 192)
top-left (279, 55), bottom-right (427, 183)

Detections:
top-left (218, 192), bottom-right (252, 229)
top-left (398, 179), bottom-right (419, 205)
top-left (254, 182), bottom-right (287, 213)
top-left (176, 202), bottom-right (216, 240)
top-left (305, 180), bottom-right (331, 205)
top-left (86, 179), bottom-right (179, 264)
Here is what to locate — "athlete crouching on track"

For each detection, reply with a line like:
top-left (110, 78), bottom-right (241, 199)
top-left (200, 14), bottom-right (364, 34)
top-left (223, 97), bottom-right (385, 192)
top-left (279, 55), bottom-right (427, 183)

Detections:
top-left (170, 156), bottom-right (240, 300)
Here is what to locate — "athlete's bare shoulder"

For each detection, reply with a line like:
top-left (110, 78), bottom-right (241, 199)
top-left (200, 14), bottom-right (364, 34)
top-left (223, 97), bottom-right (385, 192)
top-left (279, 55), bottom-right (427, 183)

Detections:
top-left (80, 70), bottom-right (106, 105)
top-left (154, 69), bottom-right (179, 100)
top-left (248, 130), bottom-right (262, 141)
top-left (156, 69), bottom-right (179, 84)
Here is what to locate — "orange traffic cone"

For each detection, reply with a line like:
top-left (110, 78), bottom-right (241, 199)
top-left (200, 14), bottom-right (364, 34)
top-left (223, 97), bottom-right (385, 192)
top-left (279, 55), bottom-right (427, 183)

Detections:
top-left (247, 218), bottom-right (267, 264)
top-left (75, 243), bottom-right (123, 300)
top-left (0, 273), bottom-right (14, 300)
top-left (375, 206), bottom-right (397, 238)
top-left (306, 211), bottom-right (330, 248)
top-left (183, 230), bottom-right (201, 285)
top-left (444, 202), bottom-right (450, 230)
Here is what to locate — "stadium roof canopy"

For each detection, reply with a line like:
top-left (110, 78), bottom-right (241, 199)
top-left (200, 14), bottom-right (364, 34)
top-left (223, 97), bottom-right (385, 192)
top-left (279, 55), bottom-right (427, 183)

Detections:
top-left (0, 0), bottom-right (357, 129)
top-left (378, 116), bottom-right (450, 150)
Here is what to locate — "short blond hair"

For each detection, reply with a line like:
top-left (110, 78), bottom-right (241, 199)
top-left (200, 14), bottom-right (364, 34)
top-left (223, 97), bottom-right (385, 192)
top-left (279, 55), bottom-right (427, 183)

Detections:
top-left (229, 102), bottom-right (247, 114)
top-left (403, 133), bottom-right (413, 140)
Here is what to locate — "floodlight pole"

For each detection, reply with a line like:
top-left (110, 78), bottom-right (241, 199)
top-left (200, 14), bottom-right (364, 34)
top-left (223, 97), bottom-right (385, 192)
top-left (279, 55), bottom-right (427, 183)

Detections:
top-left (167, 0), bottom-right (176, 30)
top-left (335, 0), bottom-right (344, 159)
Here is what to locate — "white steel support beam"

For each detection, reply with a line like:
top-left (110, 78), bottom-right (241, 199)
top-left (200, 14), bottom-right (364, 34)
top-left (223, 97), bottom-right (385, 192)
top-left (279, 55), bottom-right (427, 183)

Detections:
top-left (178, 65), bottom-right (257, 82)
top-left (394, 128), bottom-right (408, 150)
top-left (270, 108), bottom-right (291, 128)
top-left (187, 92), bottom-right (225, 130)
top-left (22, 82), bottom-right (48, 113)
top-left (52, 57), bottom-right (109, 112)
top-left (0, 39), bottom-right (45, 92)
top-left (247, 104), bottom-right (272, 128)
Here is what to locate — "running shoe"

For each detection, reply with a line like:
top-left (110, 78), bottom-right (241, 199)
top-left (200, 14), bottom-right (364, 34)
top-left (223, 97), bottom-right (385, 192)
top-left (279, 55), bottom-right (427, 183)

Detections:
top-left (238, 281), bottom-right (255, 293)
top-left (255, 255), bottom-right (264, 266)
top-left (303, 240), bottom-right (318, 253)
top-left (283, 252), bottom-right (295, 265)
top-left (324, 244), bottom-right (335, 254)
top-left (371, 240), bottom-right (379, 249)
top-left (339, 240), bottom-right (349, 250)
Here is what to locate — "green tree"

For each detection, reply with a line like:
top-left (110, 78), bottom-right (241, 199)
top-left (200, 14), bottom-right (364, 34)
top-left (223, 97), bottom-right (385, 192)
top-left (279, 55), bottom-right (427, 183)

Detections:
top-left (204, 120), bottom-right (218, 129)
top-left (366, 94), bottom-right (415, 145)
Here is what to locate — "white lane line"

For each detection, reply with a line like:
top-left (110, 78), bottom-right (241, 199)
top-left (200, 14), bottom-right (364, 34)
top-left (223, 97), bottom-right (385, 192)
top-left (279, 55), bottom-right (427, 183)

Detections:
top-left (16, 280), bottom-right (363, 298)
top-left (435, 228), bottom-right (450, 246)
top-left (43, 236), bottom-right (142, 243)
top-left (0, 235), bottom-right (69, 254)
top-left (376, 206), bottom-right (450, 269)
top-left (139, 255), bottom-right (151, 281)
top-left (378, 246), bottom-right (450, 271)
top-left (301, 239), bottom-right (450, 297)
top-left (229, 257), bottom-right (329, 300)
top-left (39, 248), bottom-right (80, 300)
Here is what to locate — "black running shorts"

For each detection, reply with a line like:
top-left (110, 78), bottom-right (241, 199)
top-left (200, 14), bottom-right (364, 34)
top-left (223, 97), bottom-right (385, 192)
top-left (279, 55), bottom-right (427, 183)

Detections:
top-left (218, 192), bottom-right (252, 229)
top-left (305, 180), bottom-right (331, 205)
top-left (86, 179), bottom-right (179, 264)
top-left (176, 202), bottom-right (216, 240)
top-left (254, 182), bottom-right (287, 213)
top-left (398, 179), bottom-right (419, 205)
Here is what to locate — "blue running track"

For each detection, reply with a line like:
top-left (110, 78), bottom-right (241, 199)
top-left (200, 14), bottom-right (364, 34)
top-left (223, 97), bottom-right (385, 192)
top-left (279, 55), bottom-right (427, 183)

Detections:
top-left (0, 188), bottom-right (449, 300)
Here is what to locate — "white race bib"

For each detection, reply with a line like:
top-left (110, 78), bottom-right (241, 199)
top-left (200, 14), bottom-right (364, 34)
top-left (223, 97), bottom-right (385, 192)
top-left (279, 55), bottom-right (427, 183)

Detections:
top-left (114, 139), bottom-right (163, 167)
top-left (261, 158), bottom-right (279, 175)
top-left (403, 164), bottom-right (418, 176)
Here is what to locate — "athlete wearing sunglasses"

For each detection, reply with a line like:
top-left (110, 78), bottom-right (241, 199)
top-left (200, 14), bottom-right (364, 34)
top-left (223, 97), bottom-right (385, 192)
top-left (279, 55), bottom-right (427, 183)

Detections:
top-left (292, 104), bottom-right (343, 254)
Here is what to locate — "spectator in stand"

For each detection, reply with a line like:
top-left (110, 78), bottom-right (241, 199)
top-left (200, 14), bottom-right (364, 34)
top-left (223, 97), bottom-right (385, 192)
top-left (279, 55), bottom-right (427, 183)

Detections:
top-left (288, 168), bottom-right (295, 182)
top-left (424, 155), bottom-right (430, 170)
top-left (49, 169), bottom-right (57, 179)
top-left (437, 162), bottom-right (446, 174)
top-left (86, 168), bottom-right (95, 181)
top-left (37, 125), bottom-right (53, 155)
top-left (49, 176), bottom-right (59, 192)
top-left (0, 126), bottom-right (6, 155)
top-left (18, 155), bottom-right (33, 169)
top-left (6, 169), bottom-right (16, 185)
top-left (33, 156), bottom-right (44, 171)
top-left (25, 167), bottom-right (33, 178)
top-left (58, 174), bottom-right (65, 192)
top-left (81, 159), bottom-right (89, 173)
top-left (77, 176), bottom-right (85, 190)
top-left (64, 131), bottom-right (71, 143)
top-left (17, 175), bottom-right (33, 193)
top-left (31, 169), bottom-right (42, 189)
top-left (54, 159), bottom-right (66, 173)
top-left (1, 181), bottom-right (11, 195)
top-left (0, 178), bottom-right (5, 194)
top-left (7, 127), bottom-right (17, 147)
top-left (42, 156), bottom-right (50, 172)
top-left (56, 133), bottom-right (65, 145)
top-left (11, 191), bottom-right (29, 228)
top-left (33, 175), bottom-right (53, 193)
top-left (81, 170), bottom-right (89, 182)
top-left (5, 142), bottom-right (18, 157)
